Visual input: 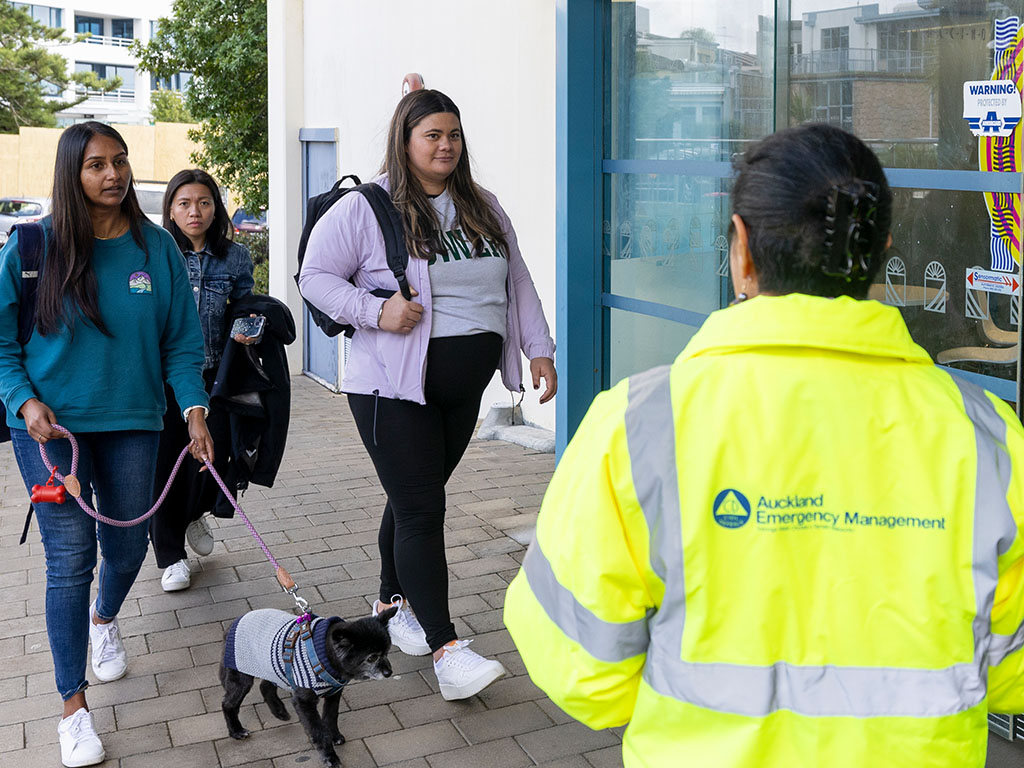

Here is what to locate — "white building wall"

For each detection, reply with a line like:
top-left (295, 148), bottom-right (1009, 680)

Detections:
top-left (270, 0), bottom-right (557, 430)
top-left (267, 0), bottom-right (305, 342)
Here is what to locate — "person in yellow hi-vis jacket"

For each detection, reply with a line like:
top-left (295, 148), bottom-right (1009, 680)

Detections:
top-left (504, 123), bottom-right (1024, 768)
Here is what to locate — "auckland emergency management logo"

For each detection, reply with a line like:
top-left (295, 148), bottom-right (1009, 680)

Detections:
top-left (711, 488), bottom-right (948, 533)
top-left (712, 489), bottom-right (751, 528)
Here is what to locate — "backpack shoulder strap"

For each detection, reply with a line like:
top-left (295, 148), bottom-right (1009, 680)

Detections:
top-left (14, 222), bottom-right (44, 345)
top-left (357, 183), bottom-right (412, 300)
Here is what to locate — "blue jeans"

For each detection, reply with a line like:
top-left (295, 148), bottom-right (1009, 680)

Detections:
top-left (10, 428), bottom-right (158, 700)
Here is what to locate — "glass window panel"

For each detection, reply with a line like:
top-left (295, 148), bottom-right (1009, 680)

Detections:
top-left (75, 15), bottom-right (102, 36)
top-left (788, 0), bottom-right (1024, 169)
top-left (876, 186), bottom-right (1017, 386)
top-left (113, 66), bottom-right (135, 89)
top-left (75, 62), bottom-right (105, 77)
top-left (13, 4), bottom-right (60, 27)
top-left (607, 0), bottom-right (775, 159)
top-left (607, 308), bottom-right (702, 388)
top-left (111, 18), bottom-right (133, 39)
top-left (604, 172), bottom-right (732, 310)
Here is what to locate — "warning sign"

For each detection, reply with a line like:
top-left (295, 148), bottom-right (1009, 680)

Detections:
top-left (966, 267), bottom-right (1021, 295)
top-left (963, 80), bottom-right (1022, 136)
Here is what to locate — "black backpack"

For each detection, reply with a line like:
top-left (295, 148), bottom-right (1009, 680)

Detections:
top-left (294, 175), bottom-right (412, 337)
top-left (0, 221), bottom-right (45, 445)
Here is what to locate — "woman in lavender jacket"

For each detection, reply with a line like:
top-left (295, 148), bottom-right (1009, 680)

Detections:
top-left (299, 90), bottom-right (556, 701)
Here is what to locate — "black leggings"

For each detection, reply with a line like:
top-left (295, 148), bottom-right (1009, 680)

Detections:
top-left (348, 332), bottom-right (503, 652)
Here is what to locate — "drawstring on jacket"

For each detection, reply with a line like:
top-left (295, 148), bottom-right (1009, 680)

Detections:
top-left (372, 389), bottom-right (380, 447)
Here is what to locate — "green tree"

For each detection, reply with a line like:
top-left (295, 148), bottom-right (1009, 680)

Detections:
top-left (0, 3), bottom-right (121, 132)
top-left (133, 0), bottom-right (267, 214)
top-left (679, 27), bottom-right (716, 44)
top-left (150, 87), bottom-right (194, 123)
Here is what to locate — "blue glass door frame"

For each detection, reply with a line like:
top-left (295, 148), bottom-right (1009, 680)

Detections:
top-left (299, 128), bottom-right (341, 391)
top-left (558, 0), bottom-right (1024, 456)
top-left (556, 0), bottom-right (605, 455)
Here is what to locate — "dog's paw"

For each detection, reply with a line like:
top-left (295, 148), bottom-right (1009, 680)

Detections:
top-left (268, 702), bottom-right (290, 721)
top-left (320, 751), bottom-right (341, 768)
top-left (228, 729), bottom-right (250, 740)
top-left (331, 731), bottom-right (346, 745)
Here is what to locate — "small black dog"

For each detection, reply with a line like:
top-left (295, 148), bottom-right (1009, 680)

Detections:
top-left (219, 606), bottom-right (397, 767)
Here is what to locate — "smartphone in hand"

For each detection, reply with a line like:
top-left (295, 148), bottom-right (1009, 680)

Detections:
top-left (230, 315), bottom-right (266, 343)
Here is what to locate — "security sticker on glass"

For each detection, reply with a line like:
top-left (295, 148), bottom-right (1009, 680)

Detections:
top-left (231, 315), bottom-right (266, 344)
top-left (963, 80), bottom-right (1022, 137)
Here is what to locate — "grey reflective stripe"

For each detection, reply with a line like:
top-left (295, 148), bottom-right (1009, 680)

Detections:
top-left (521, 541), bottom-right (650, 663)
top-left (952, 377), bottom-right (1021, 668)
top-left (624, 366), bottom-right (675, 585)
top-left (644, 650), bottom-right (985, 718)
top-left (991, 624), bottom-right (1024, 666)
top-left (625, 365), bottom-right (697, 704)
top-left (619, 365), bottom-right (1000, 718)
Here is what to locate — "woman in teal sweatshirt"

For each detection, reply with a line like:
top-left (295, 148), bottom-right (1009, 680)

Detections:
top-left (0, 122), bottom-right (212, 768)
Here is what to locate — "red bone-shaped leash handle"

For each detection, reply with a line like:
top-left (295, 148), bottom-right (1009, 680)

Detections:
top-left (30, 464), bottom-right (65, 504)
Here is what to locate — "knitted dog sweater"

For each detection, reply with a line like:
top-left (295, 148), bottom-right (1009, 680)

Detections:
top-left (224, 608), bottom-right (347, 695)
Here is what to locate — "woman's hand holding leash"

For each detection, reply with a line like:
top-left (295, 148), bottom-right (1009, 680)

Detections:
top-left (187, 409), bottom-right (215, 468)
top-left (20, 398), bottom-right (62, 443)
top-left (531, 357), bottom-right (557, 404)
top-left (379, 285), bottom-right (423, 334)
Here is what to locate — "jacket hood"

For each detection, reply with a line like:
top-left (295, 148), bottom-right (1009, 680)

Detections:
top-left (681, 293), bottom-right (933, 365)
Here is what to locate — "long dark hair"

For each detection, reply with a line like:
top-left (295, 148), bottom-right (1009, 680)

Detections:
top-left (381, 89), bottom-right (508, 259)
top-left (162, 168), bottom-right (232, 257)
top-left (37, 121), bottom-right (148, 337)
top-left (731, 123), bottom-right (892, 299)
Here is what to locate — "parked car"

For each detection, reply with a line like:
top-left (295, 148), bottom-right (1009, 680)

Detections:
top-left (231, 208), bottom-right (268, 235)
top-left (134, 181), bottom-right (168, 226)
top-left (0, 197), bottom-right (51, 245)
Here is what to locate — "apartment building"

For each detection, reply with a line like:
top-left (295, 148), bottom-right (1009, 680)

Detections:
top-left (11, 0), bottom-right (185, 125)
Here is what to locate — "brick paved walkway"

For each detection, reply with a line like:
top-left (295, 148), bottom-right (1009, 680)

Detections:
top-left (2, 374), bottom-right (1023, 767)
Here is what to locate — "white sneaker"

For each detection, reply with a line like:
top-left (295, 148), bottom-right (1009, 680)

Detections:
top-left (433, 639), bottom-right (506, 700)
top-left (373, 594), bottom-right (431, 656)
top-left (185, 515), bottom-right (214, 556)
top-left (88, 602), bottom-right (127, 682)
top-left (57, 707), bottom-right (104, 767)
top-left (160, 559), bottom-right (191, 592)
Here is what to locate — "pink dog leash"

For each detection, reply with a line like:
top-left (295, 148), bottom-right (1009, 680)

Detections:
top-left (36, 424), bottom-right (309, 613)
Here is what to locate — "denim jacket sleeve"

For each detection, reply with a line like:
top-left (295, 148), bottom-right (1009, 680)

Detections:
top-left (228, 241), bottom-right (255, 300)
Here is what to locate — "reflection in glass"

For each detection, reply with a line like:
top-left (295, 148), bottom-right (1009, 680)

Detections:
top-left (788, 0), bottom-right (1024, 170)
top-left (879, 187), bottom-right (1016, 382)
top-left (607, 308), bottom-right (702, 388)
top-left (604, 173), bottom-right (732, 311)
top-left (607, 0), bottom-right (775, 160)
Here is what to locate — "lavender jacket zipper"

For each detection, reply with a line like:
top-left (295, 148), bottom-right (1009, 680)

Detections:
top-left (298, 177), bottom-right (555, 405)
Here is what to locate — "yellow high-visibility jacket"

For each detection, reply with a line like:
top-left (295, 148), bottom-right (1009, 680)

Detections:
top-left (505, 293), bottom-right (1024, 768)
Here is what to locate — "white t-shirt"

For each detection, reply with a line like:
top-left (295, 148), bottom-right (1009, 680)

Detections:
top-left (426, 191), bottom-right (508, 340)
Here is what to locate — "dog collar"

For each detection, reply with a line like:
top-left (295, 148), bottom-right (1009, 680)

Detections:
top-left (281, 615), bottom-right (349, 696)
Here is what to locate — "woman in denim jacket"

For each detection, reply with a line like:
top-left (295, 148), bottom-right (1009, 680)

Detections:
top-left (151, 169), bottom-right (254, 592)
